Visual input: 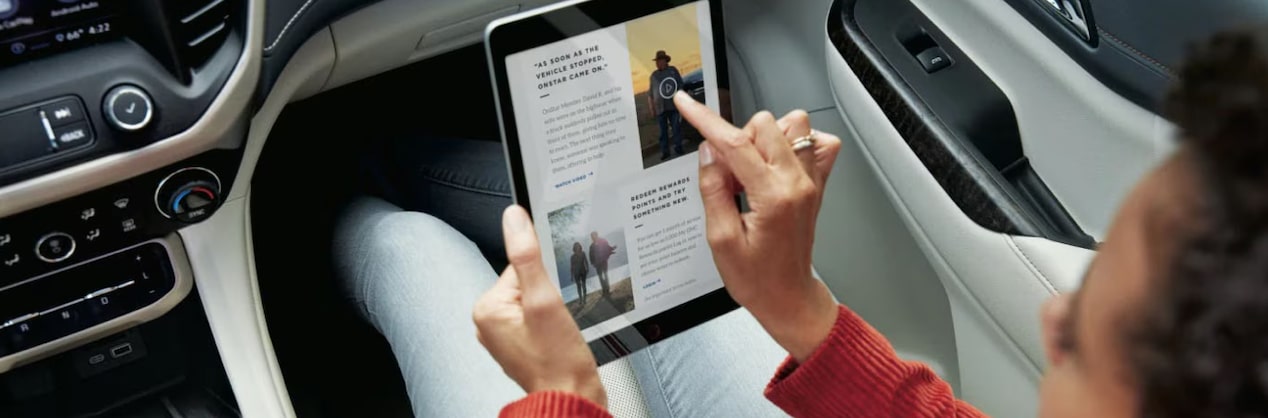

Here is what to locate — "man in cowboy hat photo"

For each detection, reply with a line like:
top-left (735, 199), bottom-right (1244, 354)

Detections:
top-left (648, 50), bottom-right (686, 161)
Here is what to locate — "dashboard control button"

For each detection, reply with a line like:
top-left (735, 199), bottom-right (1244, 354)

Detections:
top-left (0, 248), bottom-right (26, 286)
top-left (85, 291), bottom-right (124, 319)
top-left (35, 232), bottom-right (76, 263)
top-left (84, 228), bottom-right (102, 243)
top-left (103, 85), bottom-right (153, 132)
top-left (2, 313), bottom-right (39, 331)
top-left (175, 187), bottom-right (215, 211)
top-left (78, 207), bottom-right (96, 222)
top-left (111, 197), bottom-right (132, 211)
top-left (6, 313), bottom-right (56, 352)
top-left (38, 98), bottom-right (85, 127)
top-left (155, 167), bottom-right (222, 223)
top-left (168, 184), bottom-right (218, 223)
top-left (119, 218), bottom-right (138, 233)
top-left (52, 121), bottom-right (92, 149)
top-left (42, 304), bottom-right (85, 343)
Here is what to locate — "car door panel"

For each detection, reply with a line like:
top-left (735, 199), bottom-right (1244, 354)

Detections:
top-left (823, 0), bottom-right (1154, 414)
top-left (810, 106), bottom-right (960, 388)
top-left (827, 38), bottom-right (1096, 414)
top-left (842, 0), bottom-right (1095, 248)
top-left (904, 0), bottom-right (1173, 238)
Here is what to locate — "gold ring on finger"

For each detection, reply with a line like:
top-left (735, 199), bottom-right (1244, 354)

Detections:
top-left (791, 131), bottom-right (818, 153)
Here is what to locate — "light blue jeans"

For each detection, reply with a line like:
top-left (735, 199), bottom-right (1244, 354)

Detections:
top-left (334, 139), bottom-right (790, 417)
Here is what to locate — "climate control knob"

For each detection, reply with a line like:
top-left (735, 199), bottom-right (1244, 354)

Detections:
top-left (155, 167), bottom-right (222, 223)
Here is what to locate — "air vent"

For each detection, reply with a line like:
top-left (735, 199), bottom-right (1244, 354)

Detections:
top-left (169, 0), bottom-right (233, 69)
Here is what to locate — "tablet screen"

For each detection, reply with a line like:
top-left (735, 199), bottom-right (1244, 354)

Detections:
top-left (499, 0), bottom-right (731, 351)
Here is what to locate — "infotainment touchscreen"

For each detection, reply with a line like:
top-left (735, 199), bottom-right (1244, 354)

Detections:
top-left (0, 0), bottom-right (122, 67)
top-left (487, 0), bottom-right (735, 364)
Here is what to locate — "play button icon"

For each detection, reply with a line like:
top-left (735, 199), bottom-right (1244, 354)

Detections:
top-left (658, 77), bottom-right (680, 99)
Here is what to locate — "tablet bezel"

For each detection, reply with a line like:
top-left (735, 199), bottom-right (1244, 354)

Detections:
top-left (486, 0), bottom-right (738, 365)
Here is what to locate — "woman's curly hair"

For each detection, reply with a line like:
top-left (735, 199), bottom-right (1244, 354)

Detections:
top-left (1130, 29), bottom-right (1268, 417)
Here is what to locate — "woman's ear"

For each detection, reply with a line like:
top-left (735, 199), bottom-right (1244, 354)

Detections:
top-left (1041, 294), bottom-right (1074, 367)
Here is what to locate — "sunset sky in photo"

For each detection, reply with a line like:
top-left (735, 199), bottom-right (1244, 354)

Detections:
top-left (627, 3), bottom-right (703, 94)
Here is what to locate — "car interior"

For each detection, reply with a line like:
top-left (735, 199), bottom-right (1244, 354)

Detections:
top-left (0, 0), bottom-right (1250, 416)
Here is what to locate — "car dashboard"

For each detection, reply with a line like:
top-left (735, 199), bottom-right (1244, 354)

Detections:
top-left (0, 0), bottom-right (558, 415)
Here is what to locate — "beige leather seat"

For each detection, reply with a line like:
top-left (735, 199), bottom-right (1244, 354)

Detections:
top-left (599, 357), bottom-right (653, 418)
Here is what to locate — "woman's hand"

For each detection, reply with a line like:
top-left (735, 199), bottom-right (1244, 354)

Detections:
top-left (675, 92), bottom-right (843, 362)
top-left (473, 206), bottom-right (606, 408)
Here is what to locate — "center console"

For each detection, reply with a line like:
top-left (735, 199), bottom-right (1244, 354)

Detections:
top-left (0, 150), bottom-right (239, 372)
top-left (0, 150), bottom-right (242, 416)
top-left (0, 0), bottom-right (253, 415)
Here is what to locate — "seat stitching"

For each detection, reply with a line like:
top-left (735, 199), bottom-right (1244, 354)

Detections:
top-left (350, 212), bottom-right (380, 324)
top-left (1098, 28), bottom-right (1176, 76)
top-left (1006, 236), bottom-right (1060, 295)
top-left (264, 0), bottom-right (318, 52)
top-left (418, 167), bottom-right (512, 198)
top-left (646, 348), bottom-right (677, 418)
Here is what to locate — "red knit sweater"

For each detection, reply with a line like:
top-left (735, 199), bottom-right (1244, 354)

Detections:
top-left (500, 305), bottom-right (988, 417)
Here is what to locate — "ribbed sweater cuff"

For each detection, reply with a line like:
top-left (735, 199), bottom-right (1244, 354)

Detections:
top-left (764, 305), bottom-right (910, 417)
top-left (500, 391), bottom-right (612, 418)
